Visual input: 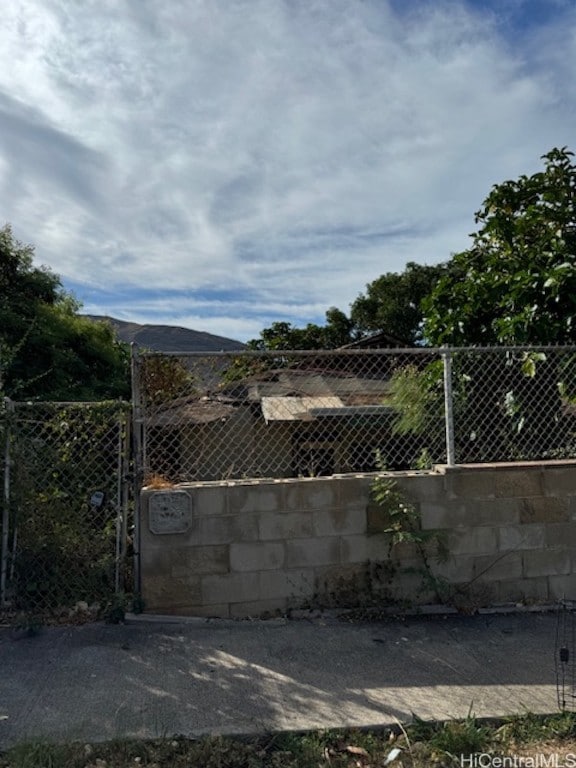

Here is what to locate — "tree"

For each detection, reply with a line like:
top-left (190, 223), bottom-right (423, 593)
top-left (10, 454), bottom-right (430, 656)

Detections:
top-left (247, 263), bottom-right (457, 352)
top-left (0, 225), bottom-right (129, 400)
top-left (247, 307), bottom-right (355, 350)
top-left (413, 148), bottom-right (576, 463)
top-left (424, 147), bottom-right (576, 346)
top-left (351, 262), bottom-right (452, 345)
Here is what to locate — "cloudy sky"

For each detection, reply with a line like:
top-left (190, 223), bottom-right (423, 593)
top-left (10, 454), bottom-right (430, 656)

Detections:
top-left (1, 0), bottom-right (575, 341)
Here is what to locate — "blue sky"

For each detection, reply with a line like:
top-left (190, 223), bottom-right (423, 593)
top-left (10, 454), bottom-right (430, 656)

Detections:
top-left (1, 0), bottom-right (575, 342)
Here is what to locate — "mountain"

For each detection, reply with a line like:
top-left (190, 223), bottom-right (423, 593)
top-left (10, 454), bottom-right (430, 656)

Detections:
top-left (86, 316), bottom-right (245, 352)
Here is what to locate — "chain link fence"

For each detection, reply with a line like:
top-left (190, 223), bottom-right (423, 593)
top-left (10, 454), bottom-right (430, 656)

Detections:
top-left (132, 345), bottom-right (576, 484)
top-left (2, 346), bottom-right (573, 618)
top-left (450, 346), bottom-right (576, 464)
top-left (132, 348), bottom-right (446, 483)
top-left (0, 399), bottom-right (132, 621)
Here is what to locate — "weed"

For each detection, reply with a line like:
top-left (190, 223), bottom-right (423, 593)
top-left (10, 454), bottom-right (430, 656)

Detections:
top-left (130, 592), bottom-right (145, 614)
top-left (4, 713), bottom-right (576, 768)
top-left (143, 472), bottom-right (175, 489)
top-left (4, 740), bottom-right (83, 768)
top-left (103, 592), bottom-right (127, 624)
top-left (370, 462), bottom-right (449, 604)
top-left (500, 710), bottom-right (576, 745)
top-left (427, 712), bottom-right (491, 758)
top-left (12, 612), bottom-right (43, 637)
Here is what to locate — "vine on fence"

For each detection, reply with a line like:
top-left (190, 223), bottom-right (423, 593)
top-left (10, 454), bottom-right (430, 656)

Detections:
top-left (2, 401), bottom-right (131, 621)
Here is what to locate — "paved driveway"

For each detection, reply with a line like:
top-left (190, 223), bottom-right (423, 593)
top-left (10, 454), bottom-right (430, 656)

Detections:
top-left (0, 611), bottom-right (559, 748)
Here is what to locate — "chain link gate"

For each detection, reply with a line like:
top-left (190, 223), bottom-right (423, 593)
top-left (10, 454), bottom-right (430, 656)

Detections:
top-left (0, 399), bottom-right (132, 620)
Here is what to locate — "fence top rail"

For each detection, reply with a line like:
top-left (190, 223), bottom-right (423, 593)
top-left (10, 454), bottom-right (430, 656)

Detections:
top-left (134, 344), bottom-right (576, 358)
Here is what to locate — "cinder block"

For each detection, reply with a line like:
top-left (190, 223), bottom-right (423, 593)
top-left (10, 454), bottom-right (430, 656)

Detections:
top-left (313, 563), bottom-right (370, 607)
top-left (139, 545), bottom-right (172, 574)
top-left (494, 470), bottom-right (543, 498)
top-left (193, 486), bottom-right (227, 516)
top-left (258, 569), bottom-right (315, 602)
top-left (229, 598), bottom-right (288, 618)
top-left (339, 534), bottom-right (390, 564)
top-left (447, 527), bottom-right (498, 556)
top-left (542, 465), bottom-right (576, 496)
top-left (459, 499), bottom-right (521, 527)
top-left (448, 579), bottom-right (496, 611)
top-left (395, 474), bottom-right (445, 503)
top-left (431, 555), bottom-right (475, 584)
top-left (498, 577), bottom-right (549, 604)
top-left (520, 497), bottom-right (568, 524)
top-left (198, 513), bottom-right (259, 545)
top-left (285, 537), bottom-right (341, 568)
top-left (230, 541), bottom-right (285, 572)
top-left (142, 573), bottom-right (202, 612)
top-left (292, 479), bottom-right (338, 511)
top-left (498, 524), bottom-right (545, 552)
top-left (446, 470), bottom-right (497, 499)
top-left (389, 568), bottom-right (437, 604)
top-left (284, 481), bottom-right (302, 512)
top-left (548, 574), bottom-right (576, 600)
top-left (228, 483), bottom-right (284, 514)
top-left (546, 523), bottom-right (576, 549)
top-left (472, 552), bottom-right (523, 582)
top-left (523, 550), bottom-right (571, 578)
top-left (420, 501), bottom-right (466, 530)
top-left (313, 507), bottom-right (366, 537)
top-left (201, 572), bottom-right (260, 604)
top-left (367, 503), bottom-right (390, 534)
top-left (259, 511), bottom-right (314, 540)
top-left (389, 540), bottom-right (420, 563)
top-left (142, 544), bottom-right (230, 585)
top-left (337, 477), bottom-right (372, 509)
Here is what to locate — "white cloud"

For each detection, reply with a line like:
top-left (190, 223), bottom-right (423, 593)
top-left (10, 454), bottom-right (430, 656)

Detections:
top-left (0, 0), bottom-right (575, 339)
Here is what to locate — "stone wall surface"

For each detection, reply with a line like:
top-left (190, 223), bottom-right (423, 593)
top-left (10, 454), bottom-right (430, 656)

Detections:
top-left (139, 460), bottom-right (576, 617)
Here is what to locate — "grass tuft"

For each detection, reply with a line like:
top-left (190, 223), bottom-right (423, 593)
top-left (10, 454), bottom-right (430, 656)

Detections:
top-left (2, 712), bottom-right (576, 768)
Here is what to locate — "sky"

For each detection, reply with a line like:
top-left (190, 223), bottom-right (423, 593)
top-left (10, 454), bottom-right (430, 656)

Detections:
top-left (1, 0), bottom-right (575, 342)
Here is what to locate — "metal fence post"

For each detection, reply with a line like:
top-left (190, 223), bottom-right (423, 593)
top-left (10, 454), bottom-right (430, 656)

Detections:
top-left (442, 348), bottom-right (456, 466)
top-left (1, 398), bottom-right (13, 606)
top-left (130, 344), bottom-right (143, 595)
top-left (114, 408), bottom-right (124, 594)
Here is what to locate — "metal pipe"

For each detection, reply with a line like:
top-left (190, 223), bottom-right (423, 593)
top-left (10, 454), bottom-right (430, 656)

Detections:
top-left (1, 398), bottom-right (13, 606)
top-left (130, 344), bottom-right (143, 595)
top-left (114, 409), bottom-right (123, 594)
top-left (442, 349), bottom-right (456, 467)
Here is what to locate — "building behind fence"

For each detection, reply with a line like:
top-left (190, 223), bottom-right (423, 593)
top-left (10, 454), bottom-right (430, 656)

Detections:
top-left (132, 345), bottom-right (576, 484)
top-left (2, 344), bottom-right (576, 619)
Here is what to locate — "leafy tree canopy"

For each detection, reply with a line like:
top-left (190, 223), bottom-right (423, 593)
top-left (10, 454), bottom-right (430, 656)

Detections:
top-left (424, 147), bottom-right (576, 346)
top-left (248, 259), bottom-right (453, 350)
top-left (247, 307), bottom-right (356, 350)
top-left (350, 261), bottom-right (454, 345)
top-left (0, 225), bottom-right (129, 400)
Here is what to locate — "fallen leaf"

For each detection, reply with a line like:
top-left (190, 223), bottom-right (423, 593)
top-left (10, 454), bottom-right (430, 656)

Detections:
top-left (346, 745), bottom-right (369, 757)
top-left (384, 746), bottom-right (402, 765)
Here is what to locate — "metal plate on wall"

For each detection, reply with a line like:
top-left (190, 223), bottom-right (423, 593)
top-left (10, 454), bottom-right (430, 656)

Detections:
top-left (149, 491), bottom-right (192, 534)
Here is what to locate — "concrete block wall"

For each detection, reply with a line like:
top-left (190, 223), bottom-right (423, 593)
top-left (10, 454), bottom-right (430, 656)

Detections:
top-left (139, 460), bottom-right (576, 617)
